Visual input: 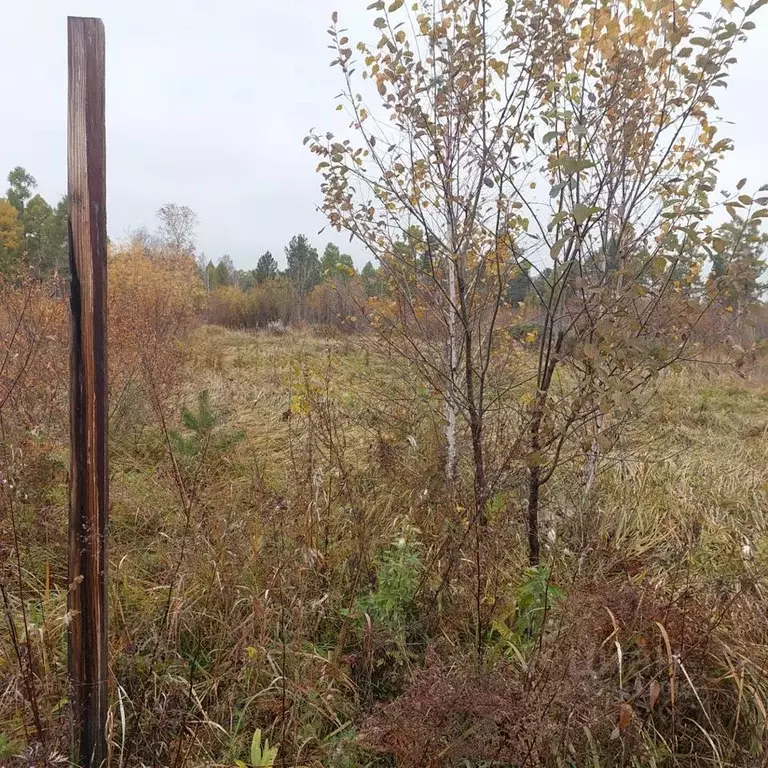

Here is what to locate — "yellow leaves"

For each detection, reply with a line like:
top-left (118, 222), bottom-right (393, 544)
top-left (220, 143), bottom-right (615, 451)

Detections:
top-left (395, 29), bottom-right (406, 43)
top-left (721, 0), bottom-right (735, 11)
top-left (630, 8), bottom-right (650, 46)
top-left (0, 199), bottom-right (22, 255)
top-left (388, 0), bottom-right (404, 10)
top-left (488, 58), bottom-right (507, 78)
top-left (606, 17), bottom-right (620, 41)
top-left (594, 8), bottom-right (612, 31)
top-left (524, 330), bottom-right (537, 344)
top-left (595, 35), bottom-right (616, 60)
top-left (290, 393), bottom-right (310, 416)
top-left (109, 249), bottom-right (201, 395)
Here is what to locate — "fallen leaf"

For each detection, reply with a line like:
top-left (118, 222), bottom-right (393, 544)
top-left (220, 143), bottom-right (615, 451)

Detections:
top-left (649, 680), bottom-right (661, 709)
top-left (619, 702), bottom-right (633, 731)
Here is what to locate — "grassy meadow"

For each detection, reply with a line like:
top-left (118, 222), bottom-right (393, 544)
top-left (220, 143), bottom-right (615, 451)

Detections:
top-left (3, 316), bottom-right (767, 766)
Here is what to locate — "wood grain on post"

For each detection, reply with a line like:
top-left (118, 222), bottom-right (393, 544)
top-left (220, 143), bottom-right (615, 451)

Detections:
top-left (68, 16), bottom-right (108, 768)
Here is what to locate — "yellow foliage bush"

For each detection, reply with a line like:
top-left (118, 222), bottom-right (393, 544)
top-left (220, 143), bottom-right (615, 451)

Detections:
top-left (0, 278), bottom-right (68, 435)
top-left (108, 249), bottom-right (203, 421)
top-left (205, 278), bottom-right (295, 328)
top-left (0, 199), bottom-right (23, 271)
top-left (304, 277), bottom-right (364, 329)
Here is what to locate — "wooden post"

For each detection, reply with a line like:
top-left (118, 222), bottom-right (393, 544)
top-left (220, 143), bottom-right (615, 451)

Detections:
top-left (68, 16), bottom-right (108, 768)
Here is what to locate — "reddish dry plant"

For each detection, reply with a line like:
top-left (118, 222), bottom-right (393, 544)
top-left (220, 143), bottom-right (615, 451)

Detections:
top-left (361, 579), bottom-right (767, 767)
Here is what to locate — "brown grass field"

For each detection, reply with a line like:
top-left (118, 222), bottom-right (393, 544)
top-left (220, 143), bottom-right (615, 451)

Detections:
top-left (2, 319), bottom-right (768, 766)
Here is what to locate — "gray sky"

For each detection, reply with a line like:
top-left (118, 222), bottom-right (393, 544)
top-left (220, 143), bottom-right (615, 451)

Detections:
top-left (1, 0), bottom-right (766, 270)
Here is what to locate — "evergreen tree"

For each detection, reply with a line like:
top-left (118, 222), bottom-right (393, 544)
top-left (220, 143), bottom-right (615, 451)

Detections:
top-left (6, 167), bottom-right (36, 215)
top-left (285, 235), bottom-right (321, 296)
top-left (24, 194), bottom-right (53, 275)
top-left (320, 243), bottom-right (355, 280)
top-left (235, 269), bottom-right (257, 291)
top-left (48, 197), bottom-right (70, 278)
top-left (206, 260), bottom-right (217, 291)
top-left (361, 260), bottom-right (384, 297)
top-left (710, 215), bottom-right (768, 310)
top-left (19, 193), bottom-right (69, 279)
top-left (507, 259), bottom-right (531, 306)
top-left (215, 257), bottom-right (232, 287)
top-left (255, 251), bottom-right (278, 283)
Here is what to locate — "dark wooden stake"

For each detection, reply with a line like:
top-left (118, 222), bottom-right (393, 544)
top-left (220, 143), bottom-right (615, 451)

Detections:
top-left (68, 16), bottom-right (108, 768)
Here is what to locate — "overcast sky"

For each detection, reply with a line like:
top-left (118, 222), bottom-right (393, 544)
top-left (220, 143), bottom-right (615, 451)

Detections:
top-left (1, 1), bottom-right (766, 270)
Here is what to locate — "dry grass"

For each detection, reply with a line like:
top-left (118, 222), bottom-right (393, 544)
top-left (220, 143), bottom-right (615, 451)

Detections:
top-left (1, 322), bottom-right (767, 767)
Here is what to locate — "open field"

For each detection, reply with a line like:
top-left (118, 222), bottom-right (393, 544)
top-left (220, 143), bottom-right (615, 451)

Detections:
top-left (2, 324), bottom-right (768, 766)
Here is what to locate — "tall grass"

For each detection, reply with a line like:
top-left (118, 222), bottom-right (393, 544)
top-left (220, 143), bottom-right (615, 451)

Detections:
top-left (1, 290), bottom-right (767, 766)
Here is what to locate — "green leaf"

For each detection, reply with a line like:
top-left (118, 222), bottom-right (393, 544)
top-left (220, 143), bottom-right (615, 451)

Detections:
top-left (738, 194), bottom-right (753, 205)
top-left (374, 16), bottom-right (386, 28)
top-left (746, 0), bottom-right (768, 16)
top-left (550, 236), bottom-right (569, 258)
top-left (690, 36), bottom-right (710, 46)
top-left (261, 745), bottom-right (279, 766)
top-left (712, 237), bottom-right (727, 254)
top-left (736, 177), bottom-right (747, 190)
top-left (548, 210), bottom-right (569, 230)
top-left (251, 730), bottom-right (263, 767)
top-left (542, 130), bottom-right (558, 143)
top-left (561, 156), bottom-right (594, 174)
top-left (388, 0), bottom-right (404, 9)
top-left (573, 203), bottom-right (602, 224)
top-left (751, 208), bottom-right (768, 219)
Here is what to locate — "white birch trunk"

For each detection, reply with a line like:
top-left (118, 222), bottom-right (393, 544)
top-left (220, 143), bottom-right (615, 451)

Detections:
top-left (445, 255), bottom-right (459, 485)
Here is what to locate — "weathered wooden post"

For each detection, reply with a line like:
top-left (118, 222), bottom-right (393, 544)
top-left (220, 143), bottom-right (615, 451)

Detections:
top-left (68, 16), bottom-right (108, 768)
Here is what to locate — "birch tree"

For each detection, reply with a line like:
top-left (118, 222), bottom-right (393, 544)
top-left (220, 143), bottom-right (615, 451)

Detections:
top-left (308, 0), bottom-right (532, 524)
top-left (310, 0), bottom-right (764, 565)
